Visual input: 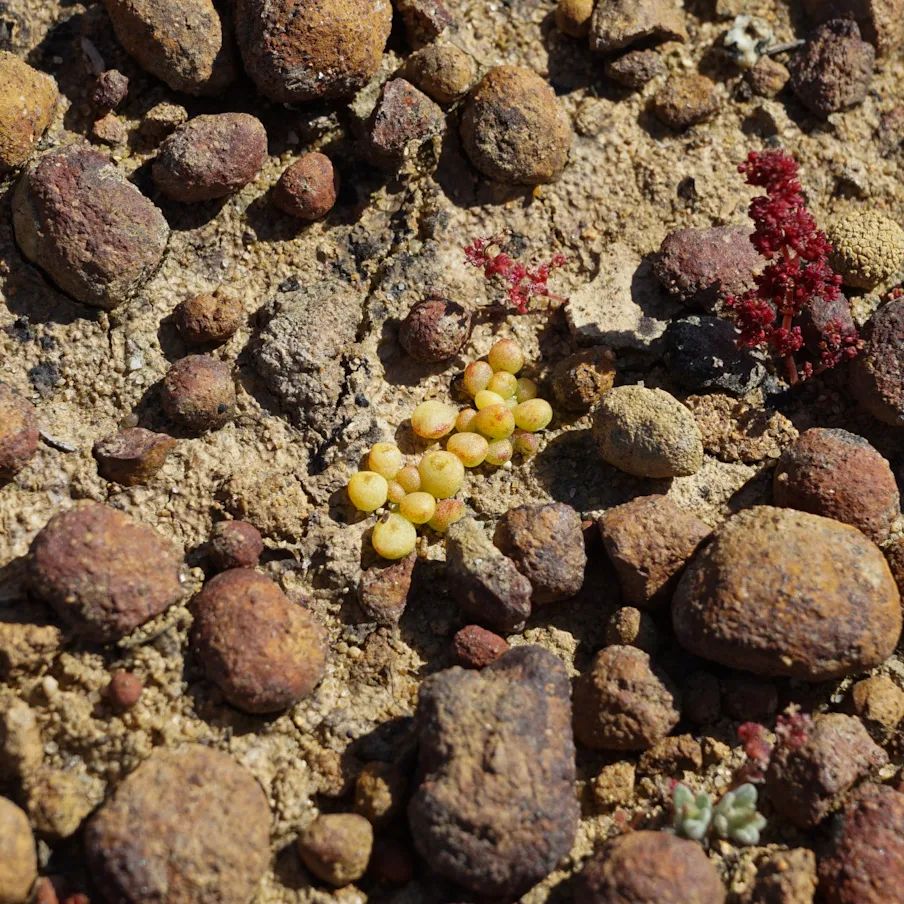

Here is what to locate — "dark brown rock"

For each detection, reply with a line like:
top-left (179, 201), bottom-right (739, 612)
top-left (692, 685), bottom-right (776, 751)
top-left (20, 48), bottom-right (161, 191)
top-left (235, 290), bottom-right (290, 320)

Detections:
top-left (551, 347), bottom-right (617, 413)
top-left (405, 43), bottom-right (476, 105)
top-left (654, 225), bottom-right (762, 309)
top-left (358, 553), bottom-right (415, 625)
top-left (207, 521), bottom-right (263, 572)
top-left (191, 569), bottom-right (328, 713)
top-left (273, 153), bottom-right (339, 221)
top-left (683, 670), bottom-right (721, 725)
top-left (652, 74), bottom-right (720, 130)
top-left (394, 0), bottom-right (453, 47)
top-left (0, 52), bottom-right (57, 174)
top-left (589, 0), bottom-right (688, 54)
top-left (90, 69), bottom-right (129, 112)
top-left (817, 783), bottom-right (904, 904)
top-left (398, 296), bottom-right (472, 363)
top-left (12, 144), bottom-right (169, 309)
top-left (92, 427), bottom-right (176, 486)
top-left (106, 670), bottom-right (143, 710)
top-left (746, 848), bottom-right (817, 904)
top-left (0, 383), bottom-right (39, 479)
top-left (851, 298), bottom-right (904, 427)
top-left (408, 645), bottom-right (578, 898)
top-left (850, 674), bottom-right (904, 731)
top-left (174, 289), bottom-right (244, 346)
top-left (445, 518), bottom-right (532, 633)
top-left (235, 0), bottom-right (392, 104)
top-left (790, 19), bottom-right (875, 118)
top-left (28, 502), bottom-right (182, 643)
top-left (152, 113), bottom-right (267, 202)
top-left (803, 0), bottom-right (904, 57)
top-left (576, 831), bottom-right (725, 904)
top-left (85, 746), bottom-right (270, 904)
top-left (773, 428), bottom-right (899, 542)
top-left (102, 0), bottom-right (234, 95)
top-left (160, 355), bottom-right (236, 433)
top-left (605, 606), bottom-right (658, 653)
top-left (452, 624), bottom-right (509, 668)
top-left (599, 495), bottom-right (710, 608)
top-left (765, 714), bottom-right (886, 828)
top-left (366, 78), bottom-right (445, 168)
top-left (494, 502), bottom-right (586, 604)
top-left (461, 66), bottom-right (571, 185)
top-left (605, 49), bottom-right (665, 88)
top-left (297, 813), bottom-right (373, 887)
top-left (672, 507), bottom-right (902, 680)
top-left (573, 645), bottom-right (680, 751)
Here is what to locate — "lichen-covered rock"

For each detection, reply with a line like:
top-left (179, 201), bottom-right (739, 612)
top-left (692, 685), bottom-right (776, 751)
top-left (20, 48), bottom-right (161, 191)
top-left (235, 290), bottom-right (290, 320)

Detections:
top-left (152, 113), bottom-right (267, 202)
top-left (404, 42), bottom-right (476, 105)
top-left (765, 714), bottom-right (887, 828)
top-left (358, 553), bottom-right (415, 625)
top-left (460, 66), bottom-right (571, 185)
top-left (652, 74), bottom-right (720, 129)
top-left (160, 355), bottom-right (236, 433)
top-left (0, 796), bottom-right (37, 904)
top-left (366, 78), bottom-right (445, 168)
top-left (599, 495), bottom-right (710, 608)
top-left (551, 347), bottom-right (617, 412)
top-left (398, 295), bottom-right (472, 363)
top-left (408, 645), bottom-right (578, 898)
top-left (589, 0), bottom-right (688, 54)
top-left (790, 19), bottom-right (875, 117)
top-left (592, 385), bottom-right (704, 478)
top-left (493, 503), bottom-right (586, 604)
top-left (85, 746), bottom-right (270, 904)
top-left (817, 783), bottom-right (904, 904)
top-left (297, 813), bottom-right (373, 887)
top-left (235, 0), bottom-right (392, 103)
top-left (573, 645), bottom-right (680, 750)
top-left (12, 145), bottom-right (169, 310)
top-left (576, 830), bottom-right (725, 904)
top-left (826, 209), bottom-right (904, 289)
top-left (102, 0), bottom-right (234, 95)
top-left (0, 51), bottom-right (57, 174)
top-left (851, 298), bottom-right (904, 427)
top-left (92, 427), bottom-right (176, 486)
top-left (272, 153), bottom-right (339, 221)
top-left (0, 383), bottom-right (39, 480)
top-left (802, 0), bottom-right (904, 57)
top-left (28, 502), bottom-right (182, 643)
top-left (672, 507), bottom-right (902, 680)
top-left (191, 569), bottom-right (328, 713)
top-left (773, 428), bottom-right (900, 542)
top-left (446, 518), bottom-right (532, 632)
top-left (605, 48), bottom-right (666, 88)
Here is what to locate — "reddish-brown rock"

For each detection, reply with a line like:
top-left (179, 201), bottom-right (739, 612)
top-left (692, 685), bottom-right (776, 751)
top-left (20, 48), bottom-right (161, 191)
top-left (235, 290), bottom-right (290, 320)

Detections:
top-left (0, 383), bottom-right (39, 479)
top-left (399, 295), bottom-right (472, 364)
top-left (160, 355), bottom-right (236, 433)
top-left (28, 502), bottom-right (182, 643)
top-left (366, 78), bottom-right (445, 168)
top-left (92, 427), bottom-right (176, 486)
top-left (851, 298), bottom-right (904, 427)
top-left (207, 521), bottom-right (263, 572)
top-left (551, 347), bottom-right (617, 413)
top-left (0, 51), bottom-right (58, 174)
top-left (174, 290), bottom-right (244, 345)
top-left (272, 153), bottom-right (339, 221)
top-left (452, 624), bottom-right (509, 668)
top-left (652, 74), bottom-right (720, 130)
top-left (672, 507), bottom-right (902, 680)
top-left (358, 553), bottom-right (415, 625)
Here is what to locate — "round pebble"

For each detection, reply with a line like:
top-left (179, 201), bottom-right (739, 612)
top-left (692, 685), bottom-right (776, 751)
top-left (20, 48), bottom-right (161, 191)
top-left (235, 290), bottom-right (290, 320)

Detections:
top-left (90, 69), bottom-right (129, 112)
top-left (605, 606), bottom-right (658, 653)
top-left (161, 355), bottom-right (236, 433)
top-left (0, 796), bottom-right (37, 904)
top-left (592, 385), bottom-right (704, 478)
top-left (0, 51), bottom-right (58, 173)
top-left (190, 569), bottom-right (328, 713)
top-left (297, 813), bottom-right (373, 887)
top-left (773, 428), bottom-right (899, 542)
top-left (207, 520), bottom-right (264, 571)
top-left (85, 745), bottom-right (270, 904)
top-left (850, 675), bottom-right (904, 731)
top-left (106, 670), bottom-right (143, 710)
top-left (404, 42), bottom-right (476, 104)
top-left (851, 298), bottom-right (904, 427)
top-left (12, 144), bottom-right (169, 309)
top-left (460, 65), bottom-right (571, 185)
top-left (551, 347), bottom-right (617, 413)
top-left (235, 0), bottom-right (392, 103)
top-left (827, 209), bottom-right (904, 290)
top-left (672, 506), bottom-right (902, 680)
top-left (153, 113), bottom-right (267, 202)
top-left (572, 645), bottom-right (680, 751)
top-left (555, 0), bottom-right (593, 37)
top-left (452, 624), bottom-right (510, 668)
top-left (0, 383), bottom-right (39, 479)
top-left (28, 502), bottom-right (182, 643)
top-left (92, 427), bottom-right (176, 486)
top-left (399, 296), bottom-right (472, 363)
top-left (273, 152), bottom-right (339, 221)
top-left (174, 290), bottom-right (244, 345)
top-left (652, 74), bottom-right (720, 130)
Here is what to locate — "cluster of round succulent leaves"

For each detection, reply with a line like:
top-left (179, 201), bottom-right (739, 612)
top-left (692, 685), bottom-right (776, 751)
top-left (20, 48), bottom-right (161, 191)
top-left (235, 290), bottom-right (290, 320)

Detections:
top-left (347, 338), bottom-right (554, 559)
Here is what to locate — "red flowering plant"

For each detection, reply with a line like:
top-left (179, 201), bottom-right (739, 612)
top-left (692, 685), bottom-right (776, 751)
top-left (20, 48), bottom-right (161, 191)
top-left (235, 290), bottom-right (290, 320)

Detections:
top-left (464, 234), bottom-right (567, 315)
top-left (726, 149), bottom-right (861, 385)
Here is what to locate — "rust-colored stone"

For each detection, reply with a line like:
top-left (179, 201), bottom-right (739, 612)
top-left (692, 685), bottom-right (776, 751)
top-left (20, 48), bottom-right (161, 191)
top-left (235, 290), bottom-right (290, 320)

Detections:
top-left (93, 427), bottom-right (176, 486)
top-left (273, 153), bottom-right (339, 221)
top-left (207, 521), bottom-right (263, 572)
top-left (358, 553), bottom-right (415, 625)
top-left (0, 51), bottom-right (57, 173)
top-left (160, 355), bottom-right (236, 433)
top-left (174, 290), bottom-right (244, 346)
top-left (0, 383), bottom-right (39, 479)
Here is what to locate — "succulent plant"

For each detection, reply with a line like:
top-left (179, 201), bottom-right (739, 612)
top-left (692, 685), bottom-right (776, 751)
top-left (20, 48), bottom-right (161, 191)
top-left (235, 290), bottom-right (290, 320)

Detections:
top-left (712, 783), bottom-right (767, 845)
top-left (671, 783), bottom-right (713, 841)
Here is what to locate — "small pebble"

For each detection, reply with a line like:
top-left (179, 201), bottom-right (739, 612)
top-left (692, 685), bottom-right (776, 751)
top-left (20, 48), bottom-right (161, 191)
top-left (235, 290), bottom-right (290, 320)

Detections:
top-left (850, 674), bottom-right (904, 731)
top-left (90, 69), bottom-right (129, 112)
top-left (0, 699), bottom-right (43, 780)
top-left (605, 606), bottom-right (658, 653)
top-left (745, 848), bottom-right (817, 904)
top-left (207, 520), bottom-right (263, 572)
top-left (90, 112), bottom-right (128, 146)
top-left (790, 18), bottom-right (875, 117)
top-left (86, 746), bottom-right (270, 903)
top-left (460, 65), bottom-right (571, 185)
top-left (358, 553), bottom-right (415, 625)
top-left (297, 813), bottom-right (373, 887)
top-left (589, 0), bottom-right (687, 54)
top-left (190, 569), bottom-right (328, 713)
top-left (0, 383), bottom-right (39, 479)
top-left (826, 209), bottom-right (904, 290)
top-left (773, 427), bottom-right (900, 542)
top-left (572, 645), bottom-right (680, 751)
top-left (92, 427), bottom-right (176, 486)
top-left (404, 42), bottom-right (476, 104)
top-left (399, 295), bottom-right (472, 363)
top-left (555, 0), bottom-right (593, 37)
top-left (139, 101), bottom-right (187, 144)
top-left (366, 78), bottom-right (445, 168)
top-left (160, 355), bottom-right (236, 433)
top-left (592, 385), bottom-right (704, 478)
top-left (28, 502), bottom-right (182, 643)
top-left (354, 762), bottom-right (408, 826)
top-left (590, 761), bottom-right (635, 811)
top-left (106, 670), bottom-right (143, 710)
top-left (0, 51), bottom-right (57, 174)
top-left (0, 796), bottom-right (37, 904)
top-left (605, 49), bottom-right (665, 88)
top-left (174, 289), bottom-right (244, 345)
top-left (395, 0), bottom-right (453, 46)
top-left (152, 113), bottom-right (267, 202)
top-left (746, 56), bottom-right (790, 97)
top-left (452, 624), bottom-right (509, 668)
top-left (551, 347), bottom-right (616, 412)
top-left (851, 298), bottom-right (904, 426)
top-left (273, 152), bottom-right (339, 221)
top-left (652, 73), bottom-right (720, 130)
